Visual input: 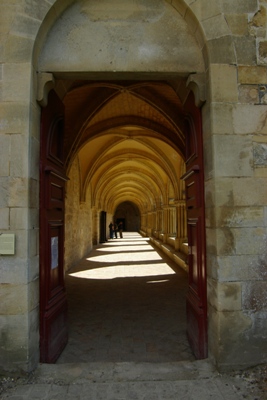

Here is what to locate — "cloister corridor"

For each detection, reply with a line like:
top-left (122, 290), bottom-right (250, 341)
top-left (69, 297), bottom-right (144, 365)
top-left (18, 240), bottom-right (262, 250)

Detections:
top-left (57, 232), bottom-right (195, 364)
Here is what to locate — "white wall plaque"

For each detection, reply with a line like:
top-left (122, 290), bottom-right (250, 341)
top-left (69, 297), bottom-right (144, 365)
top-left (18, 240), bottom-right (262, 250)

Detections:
top-left (0, 234), bottom-right (15, 255)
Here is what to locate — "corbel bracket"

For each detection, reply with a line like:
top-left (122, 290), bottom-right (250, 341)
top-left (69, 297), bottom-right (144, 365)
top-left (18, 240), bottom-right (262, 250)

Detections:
top-left (37, 72), bottom-right (55, 107)
top-left (186, 73), bottom-right (206, 107)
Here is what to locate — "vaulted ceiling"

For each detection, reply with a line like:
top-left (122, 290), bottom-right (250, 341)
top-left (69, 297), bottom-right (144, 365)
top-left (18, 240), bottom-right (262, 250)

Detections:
top-left (61, 80), bottom-right (188, 214)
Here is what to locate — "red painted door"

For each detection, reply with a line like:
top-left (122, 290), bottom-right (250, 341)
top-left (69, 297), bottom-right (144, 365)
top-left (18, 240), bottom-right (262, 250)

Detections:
top-left (182, 92), bottom-right (207, 359)
top-left (39, 90), bottom-right (68, 363)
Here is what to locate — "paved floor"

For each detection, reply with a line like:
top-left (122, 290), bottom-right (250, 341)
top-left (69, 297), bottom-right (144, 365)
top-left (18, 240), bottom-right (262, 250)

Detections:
top-left (58, 232), bottom-right (194, 364)
top-left (0, 233), bottom-right (265, 399)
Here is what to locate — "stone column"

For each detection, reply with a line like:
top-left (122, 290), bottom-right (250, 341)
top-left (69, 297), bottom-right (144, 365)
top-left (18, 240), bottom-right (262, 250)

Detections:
top-left (175, 200), bottom-right (187, 251)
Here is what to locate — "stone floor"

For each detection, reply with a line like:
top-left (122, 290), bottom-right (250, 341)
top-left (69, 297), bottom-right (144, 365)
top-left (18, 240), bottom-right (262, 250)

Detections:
top-left (57, 232), bottom-right (194, 364)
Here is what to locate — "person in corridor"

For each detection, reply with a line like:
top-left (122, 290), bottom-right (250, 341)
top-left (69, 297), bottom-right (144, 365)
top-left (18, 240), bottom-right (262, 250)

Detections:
top-left (114, 222), bottom-right (118, 238)
top-left (109, 221), bottom-right (114, 239)
top-left (118, 221), bottom-right (123, 238)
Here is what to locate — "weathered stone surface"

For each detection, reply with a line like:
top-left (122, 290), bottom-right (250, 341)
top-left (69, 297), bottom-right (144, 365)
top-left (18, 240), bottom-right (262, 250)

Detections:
top-left (0, 103), bottom-right (29, 135)
top-left (208, 279), bottom-right (242, 311)
top-left (233, 104), bottom-right (267, 134)
top-left (210, 103), bottom-right (234, 134)
top-left (259, 40), bottom-right (267, 63)
top-left (0, 208), bottom-right (9, 229)
top-left (209, 254), bottom-right (267, 282)
top-left (2, 64), bottom-right (31, 102)
top-left (207, 36), bottom-right (236, 64)
top-left (39, 0), bottom-right (205, 74)
top-left (238, 84), bottom-right (259, 103)
top-left (0, 257), bottom-right (28, 284)
top-left (213, 135), bottom-right (253, 178)
top-left (218, 206), bottom-right (264, 228)
top-left (238, 66), bottom-right (267, 84)
top-left (225, 13), bottom-right (248, 35)
top-left (10, 207), bottom-right (28, 230)
top-left (210, 64), bottom-right (238, 102)
top-left (251, 5), bottom-right (266, 28)
top-left (190, 0), bottom-right (222, 22)
top-left (233, 36), bottom-right (257, 65)
top-left (0, 134), bottom-right (10, 176)
top-left (202, 14), bottom-right (230, 40)
top-left (221, 0), bottom-right (258, 14)
top-left (243, 282), bottom-right (267, 311)
top-left (234, 227), bottom-right (266, 255)
top-left (233, 177), bottom-right (267, 206)
top-left (254, 142), bottom-right (267, 165)
top-left (4, 35), bottom-right (34, 63)
top-left (0, 284), bottom-right (27, 315)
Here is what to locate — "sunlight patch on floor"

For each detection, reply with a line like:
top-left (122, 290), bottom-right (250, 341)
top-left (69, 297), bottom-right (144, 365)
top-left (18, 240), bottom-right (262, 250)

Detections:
top-left (69, 263), bottom-right (175, 280)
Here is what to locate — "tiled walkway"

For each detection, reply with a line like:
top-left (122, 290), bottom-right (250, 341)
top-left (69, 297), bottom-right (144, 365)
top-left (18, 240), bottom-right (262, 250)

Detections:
top-left (57, 232), bottom-right (195, 364)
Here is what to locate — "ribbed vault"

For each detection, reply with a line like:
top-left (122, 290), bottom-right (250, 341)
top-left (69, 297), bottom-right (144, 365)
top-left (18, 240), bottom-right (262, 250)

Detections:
top-left (62, 80), bottom-right (188, 215)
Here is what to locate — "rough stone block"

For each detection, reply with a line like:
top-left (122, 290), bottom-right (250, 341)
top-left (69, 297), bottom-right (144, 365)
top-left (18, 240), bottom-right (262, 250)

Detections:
top-left (171, 0), bottom-right (188, 17)
top-left (10, 207), bottom-right (27, 230)
top-left (253, 142), bottom-right (267, 165)
top-left (5, 35), bottom-right (34, 63)
top-left (216, 255), bottom-right (267, 282)
top-left (210, 64), bottom-right (238, 102)
top-left (0, 102), bottom-right (29, 135)
top-left (28, 279), bottom-right (39, 312)
top-left (0, 134), bottom-right (10, 176)
top-left (29, 137), bottom-right (40, 181)
top-left (233, 177), bottom-right (267, 206)
top-left (14, 229), bottom-right (29, 258)
top-left (233, 104), bottom-right (267, 134)
top-left (238, 85), bottom-right (259, 104)
top-left (208, 279), bottom-right (242, 311)
top-left (0, 257), bottom-right (28, 284)
top-left (0, 283), bottom-right (27, 315)
top-left (29, 178), bottom-right (38, 208)
top-left (202, 14), bottom-right (230, 40)
top-left (190, 0), bottom-right (222, 22)
top-left (233, 36), bottom-right (257, 65)
top-left (213, 135), bottom-right (253, 178)
top-left (210, 103), bottom-right (234, 134)
top-left (3, 63), bottom-right (31, 102)
top-left (10, 134), bottom-right (28, 177)
top-left (216, 227), bottom-right (236, 256)
top-left (217, 206), bottom-right (264, 228)
top-left (259, 40), bottom-right (267, 63)
top-left (29, 228), bottom-right (38, 257)
top-left (234, 227), bottom-right (266, 255)
top-left (28, 256), bottom-right (39, 283)
top-left (221, 0), bottom-right (258, 13)
top-left (207, 36), bottom-right (236, 64)
top-left (225, 14), bottom-right (248, 36)
top-left (243, 282), bottom-right (267, 311)
top-left (0, 208), bottom-right (9, 229)
top-left (238, 66), bottom-right (267, 84)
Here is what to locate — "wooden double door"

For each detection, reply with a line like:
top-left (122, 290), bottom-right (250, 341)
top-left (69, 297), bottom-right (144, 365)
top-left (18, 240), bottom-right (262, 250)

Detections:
top-left (39, 90), bottom-right (207, 362)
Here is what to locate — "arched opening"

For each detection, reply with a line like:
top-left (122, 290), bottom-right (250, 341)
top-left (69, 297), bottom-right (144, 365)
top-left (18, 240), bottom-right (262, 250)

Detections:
top-left (114, 201), bottom-right (141, 232)
top-left (37, 0), bottom-right (207, 364)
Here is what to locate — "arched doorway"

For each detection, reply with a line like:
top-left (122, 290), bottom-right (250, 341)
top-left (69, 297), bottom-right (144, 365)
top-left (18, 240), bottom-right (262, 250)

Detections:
top-left (115, 201), bottom-right (141, 232)
top-left (36, 0), bottom-right (207, 363)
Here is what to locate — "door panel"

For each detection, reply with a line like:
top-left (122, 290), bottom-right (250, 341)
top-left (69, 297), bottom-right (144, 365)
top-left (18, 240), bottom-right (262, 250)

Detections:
top-left (40, 90), bottom-right (68, 363)
top-left (182, 92), bottom-right (207, 359)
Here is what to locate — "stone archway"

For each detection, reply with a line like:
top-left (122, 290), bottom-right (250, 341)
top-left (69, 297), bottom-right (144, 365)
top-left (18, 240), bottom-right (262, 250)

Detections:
top-left (36, 0), bottom-right (209, 363)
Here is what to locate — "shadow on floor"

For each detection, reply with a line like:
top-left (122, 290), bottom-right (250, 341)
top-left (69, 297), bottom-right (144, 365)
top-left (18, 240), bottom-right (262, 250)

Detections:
top-left (57, 232), bottom-right (195, 364)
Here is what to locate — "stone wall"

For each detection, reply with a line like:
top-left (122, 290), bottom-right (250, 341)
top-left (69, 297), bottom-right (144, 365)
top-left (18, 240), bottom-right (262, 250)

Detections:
top-left (0, 0), bottom-right (267, 373)
top-left (65, 157), bottom-right (93, 271)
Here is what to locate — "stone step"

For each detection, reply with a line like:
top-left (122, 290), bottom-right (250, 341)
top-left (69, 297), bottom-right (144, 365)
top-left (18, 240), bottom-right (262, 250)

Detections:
top-left (34, 360), bottom-right (216, 385)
